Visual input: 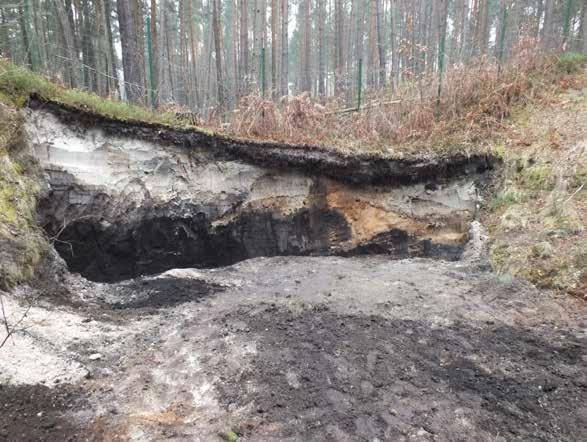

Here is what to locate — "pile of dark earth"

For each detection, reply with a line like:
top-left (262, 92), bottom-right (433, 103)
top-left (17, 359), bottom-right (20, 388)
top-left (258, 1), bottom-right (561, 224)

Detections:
top-left (0, 385), bottom-right (88, 442)
top-left (214, 305), bottom-right (585, 441)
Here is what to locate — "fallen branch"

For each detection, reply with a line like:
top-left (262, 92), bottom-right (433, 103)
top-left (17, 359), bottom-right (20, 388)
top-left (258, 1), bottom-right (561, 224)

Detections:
top-left (326, 99), bottom-right (403, 115)
top-left (564, 183), bottom-right (585, 205)
top-left (48, 214), bottom-right (94, 257)
top-left (0, 294), bottom-right (33, 350)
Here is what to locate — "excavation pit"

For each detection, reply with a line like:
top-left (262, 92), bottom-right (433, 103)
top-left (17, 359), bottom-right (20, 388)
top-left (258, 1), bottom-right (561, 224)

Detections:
top-left (27, 99), bottom-right (494, 283)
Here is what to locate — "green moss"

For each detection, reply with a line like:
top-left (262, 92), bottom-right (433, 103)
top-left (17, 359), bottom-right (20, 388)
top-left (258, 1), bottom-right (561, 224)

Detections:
top-left (0, 186), bottom-right (18, 224)
top-left (490, 188), bottom-right (523, 210)
top-left (0, 102), bottom-right (48, 291)
top-left (490, 243), bottom-right (510, 273)
top-left (492, 142), bottom-right (507, 160)
top-left (519, 164), bottom-right (555, 191)
top-left (0, 60), bottom-right (191, 128)
top-left (543, 214), bottom-right (583, 236)
top-left (219, 431), bottom-right (239, 442)
top-left (531, 241), bottom-right (554, 259)
top-left (509, 105), bottom-right (532, 128)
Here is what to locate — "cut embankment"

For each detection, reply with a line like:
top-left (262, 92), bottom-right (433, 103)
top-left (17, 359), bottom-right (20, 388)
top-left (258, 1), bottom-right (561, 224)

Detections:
top-left (27, 101), bottom-right (496, 282)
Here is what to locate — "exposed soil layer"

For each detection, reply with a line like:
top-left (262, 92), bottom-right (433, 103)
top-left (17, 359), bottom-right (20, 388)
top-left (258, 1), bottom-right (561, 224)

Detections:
top-left (27, 94), bottom-right (496, 186)
top-left (29, 106), bottom-right (484, 282)
top-left (0, 384), bottom-right (88, 442)
top-left (44, 208), bottom-right (465, 283)
top-left (216, 305), bottom-right (585, 441)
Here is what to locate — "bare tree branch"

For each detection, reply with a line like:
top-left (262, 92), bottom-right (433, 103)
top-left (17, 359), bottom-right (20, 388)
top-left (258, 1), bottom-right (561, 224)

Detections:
top-left (0, 293), bottom-right (34, 350)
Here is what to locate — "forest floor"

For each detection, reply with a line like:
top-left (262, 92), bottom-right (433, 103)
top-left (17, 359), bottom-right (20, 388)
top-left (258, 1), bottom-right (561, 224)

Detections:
top-left (1, 254), bottom-right (585, 441)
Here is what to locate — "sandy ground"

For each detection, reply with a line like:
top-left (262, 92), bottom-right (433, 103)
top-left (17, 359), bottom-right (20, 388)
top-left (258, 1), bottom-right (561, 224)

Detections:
top-left (0, 246), bottom-right (585, 441)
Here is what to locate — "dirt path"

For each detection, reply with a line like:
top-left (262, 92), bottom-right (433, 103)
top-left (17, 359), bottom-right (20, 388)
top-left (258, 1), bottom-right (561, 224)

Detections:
top-left (1, 254), bottom-right (585, 441)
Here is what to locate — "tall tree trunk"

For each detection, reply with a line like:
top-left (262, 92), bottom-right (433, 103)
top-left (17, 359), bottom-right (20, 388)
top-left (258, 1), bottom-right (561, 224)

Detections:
top-left (179, 0), bottom-right (189, 105)
top-left (354, 0), bottom-right (364, 92)
top-left (252, 0), bottom-right (260, 89)
top-left (376, 0), bottom-right (385, 86)
top-left (81, 0), bottom-right (97, 91)
top-left (301, 0), bottom-right (311, 92)
top-left (368, 0), bottom-right (378, 86)
top-left (576, 0), bottom-right (586, 53)
top-left (335, 0), bottom-right (345, 95)
top-left (239, 0), bottom-right (249, 94)
top-left (18, 5), bottom-right (33, 68)
top-left (212, 0), bottom-right (225, 110)
top-left (0, 10), bottom-right (11, 59)
top-left (542, 0), bottom-right (557, 49)
top-left (233, 0), bottom-right (239, 101)
top-left (317, 0), bottom-right (325, 97)
top-left (280, 0), bottom-right (288, 97)
top-left (131, 0), bottom-right (146, 100)
top-left (32, 0), bottom-right (47, 69)
top-left (53, 0), bottom-right (79, 86)
top-left (389, 0), bottom-right (398, 90)
top-left (451, 0), bottom-right (466, 62)
top-left (117, 0), bottom-right (146, 104)
top-left (95, 0), bottom-right (109, 96)
top-left (150, 0), bottom-right (160, 104)
top-left (480, 0), bottom-right (490, 56)
top-left (104, 0), bottom-right (119, 96)
top-left (161, 0), bottom-right (175, 103)
top-left (188, 0), bottom-right (201, 107)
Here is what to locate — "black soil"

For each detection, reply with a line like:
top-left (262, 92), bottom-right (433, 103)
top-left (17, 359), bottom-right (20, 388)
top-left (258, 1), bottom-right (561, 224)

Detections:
top-left (0, 384), bottom-right (87, 442)
top-left (215, 304), bottom-right (586, 441)
top-left (42, 207), bottom-right (352, 283)
top-left (43, 203), bottom-right (465, 283)
top-left (106, 276), bottom-right (224, 310)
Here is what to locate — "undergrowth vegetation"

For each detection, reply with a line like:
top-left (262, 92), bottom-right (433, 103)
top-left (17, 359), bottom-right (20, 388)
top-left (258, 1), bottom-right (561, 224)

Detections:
top-left (486, 85), bottom-right (586, 297)
top-left (1, 46), bottom-right (585, 159)
top-left (0, 102), bottom-right (47, 291)
top-left (224, 46), bottom-right (587, 157)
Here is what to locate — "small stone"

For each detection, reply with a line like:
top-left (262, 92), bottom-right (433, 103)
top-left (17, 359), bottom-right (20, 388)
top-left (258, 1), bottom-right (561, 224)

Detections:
top-left (41, 420), bottom-right (56, 429)
top-left (88, 353), bottom-right (102, 361)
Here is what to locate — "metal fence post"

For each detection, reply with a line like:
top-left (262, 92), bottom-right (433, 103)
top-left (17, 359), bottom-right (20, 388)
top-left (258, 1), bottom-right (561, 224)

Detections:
top-left (145, 16), bottom-right (156, 108)
top-left (562, 0), bottom-right (573, 49)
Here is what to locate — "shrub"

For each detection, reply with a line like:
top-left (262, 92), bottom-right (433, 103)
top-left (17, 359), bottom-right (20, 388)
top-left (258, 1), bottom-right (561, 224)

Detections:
top-left (556, 52), bottom-right (587, 75)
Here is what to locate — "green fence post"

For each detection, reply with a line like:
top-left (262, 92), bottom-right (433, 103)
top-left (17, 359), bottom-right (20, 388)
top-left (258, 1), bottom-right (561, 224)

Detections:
top-left (357, 58), bottom-right (363, 111)
top-left (562, 0), bottom-right (573, 49)
top-left (145, 16), bottom-right (156, 108)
